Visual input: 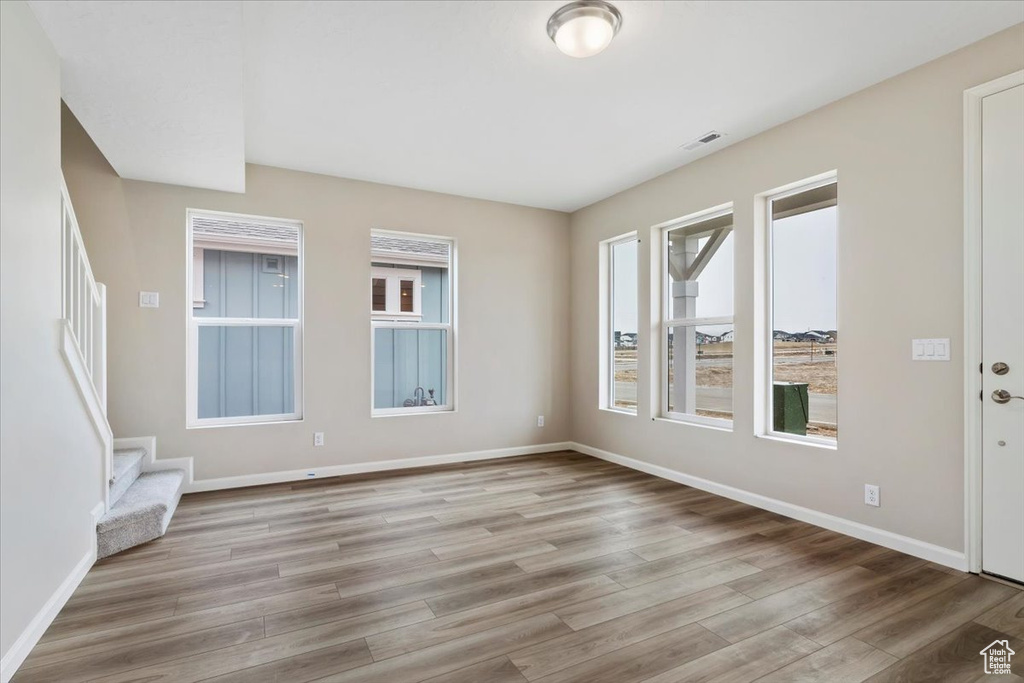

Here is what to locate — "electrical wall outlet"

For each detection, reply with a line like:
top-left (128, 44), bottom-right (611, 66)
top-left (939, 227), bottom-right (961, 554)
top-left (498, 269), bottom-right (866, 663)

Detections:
top-left (537, 415), bottom-right (545, 427)
top-left (864, 484), bottom-right (880, 507)
top-left (313, 432), bottom-right (324, 447)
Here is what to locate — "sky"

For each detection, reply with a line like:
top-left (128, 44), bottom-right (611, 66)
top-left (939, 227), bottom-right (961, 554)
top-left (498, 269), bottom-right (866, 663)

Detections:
top-left (612, 206), bottom-right (837, 334)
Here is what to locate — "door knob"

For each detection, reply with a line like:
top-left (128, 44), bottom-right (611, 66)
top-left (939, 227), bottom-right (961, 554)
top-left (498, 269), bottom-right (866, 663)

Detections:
top-left (992, 389), bottom-right (1024, 404)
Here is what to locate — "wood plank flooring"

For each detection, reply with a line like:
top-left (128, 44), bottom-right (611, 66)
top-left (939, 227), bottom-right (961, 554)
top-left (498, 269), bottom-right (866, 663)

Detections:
top-left (15, 451), bottom-right (1022, 682)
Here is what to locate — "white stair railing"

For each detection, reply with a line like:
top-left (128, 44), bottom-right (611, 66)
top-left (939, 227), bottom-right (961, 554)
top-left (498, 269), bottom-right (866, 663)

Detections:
top-left (61, 178), bottom-right (106, 411)
top-left (60, 176), bottom-right (112, 508)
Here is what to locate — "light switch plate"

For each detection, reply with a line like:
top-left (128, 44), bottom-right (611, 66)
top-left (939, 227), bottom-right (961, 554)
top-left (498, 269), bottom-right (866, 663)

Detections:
top-left (912, 338), bottom-right (950, 361)
top-left (139, 291), bottom-right (159, 308)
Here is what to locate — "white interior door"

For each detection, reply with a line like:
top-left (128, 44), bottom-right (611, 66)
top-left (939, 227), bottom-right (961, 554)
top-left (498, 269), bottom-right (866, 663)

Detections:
top-left (981, 82), bottom-right (1024, 584)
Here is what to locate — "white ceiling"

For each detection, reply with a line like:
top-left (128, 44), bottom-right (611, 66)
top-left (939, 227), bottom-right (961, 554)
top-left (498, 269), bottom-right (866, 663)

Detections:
top-left (32, 1), bottom-right (1024, 211)
top-left (32, 1), bottom-right (245, 193)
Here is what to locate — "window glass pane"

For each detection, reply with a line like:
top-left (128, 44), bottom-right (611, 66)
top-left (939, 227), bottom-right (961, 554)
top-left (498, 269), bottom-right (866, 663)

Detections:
top-left (666, 214), bottom-right (733, 320)
top-left (198, 325), bottom-right (295, 418)
top-left (770, 194), bottom-right (837, 440)
top-left (400, 279), bottom-right (414, 313)
top-left (194, 250), bottom-right (299, 319)
top-left (372, 278), bottom-right (387, 311)
top-left (667, 323), bottom-right (733, 420)
top-left (373, 327), bottom-right (447, 409)
top-left (370, 235), bottom-right (450, 323)
top-left (611, 238), bottom-right (638, 412)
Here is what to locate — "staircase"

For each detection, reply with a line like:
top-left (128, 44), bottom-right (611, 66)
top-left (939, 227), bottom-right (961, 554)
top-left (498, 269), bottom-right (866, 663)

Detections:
top-left (96, 447), bottom-right (186, 559)
top-left (58, 177), bottom-right (190, 559)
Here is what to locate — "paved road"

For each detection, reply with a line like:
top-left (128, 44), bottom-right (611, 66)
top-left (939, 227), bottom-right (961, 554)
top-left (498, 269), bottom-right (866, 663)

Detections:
top-left (614, 383), bottom-right (837, 425)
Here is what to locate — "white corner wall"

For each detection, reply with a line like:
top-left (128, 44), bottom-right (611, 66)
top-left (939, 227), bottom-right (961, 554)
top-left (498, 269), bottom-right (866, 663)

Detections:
top-left (568, 24), bottom-right (1024, 561)
top-left (0, 2), bottom-right (105, 679)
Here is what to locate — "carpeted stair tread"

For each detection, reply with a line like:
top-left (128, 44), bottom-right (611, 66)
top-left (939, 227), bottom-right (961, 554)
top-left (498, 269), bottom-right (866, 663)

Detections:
top-left (109, 448), bottom-right (145, 506)
top-left (97, 469), bottom-right (185, 559)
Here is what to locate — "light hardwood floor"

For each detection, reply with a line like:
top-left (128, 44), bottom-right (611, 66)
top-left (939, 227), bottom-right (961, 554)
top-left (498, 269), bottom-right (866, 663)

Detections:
top-left (15, 451), bottom-right (1022, 682)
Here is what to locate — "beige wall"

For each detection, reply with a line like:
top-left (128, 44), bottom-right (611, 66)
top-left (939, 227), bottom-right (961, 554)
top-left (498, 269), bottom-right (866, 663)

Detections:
top-left (62, 113), bottom-right (571, 482)
top-left (569, 24), bottom-right (1024, 554)
top-left (1, 1), bottom-right (105, 665)
top-left (58, 23), bottom-right (1022, 554)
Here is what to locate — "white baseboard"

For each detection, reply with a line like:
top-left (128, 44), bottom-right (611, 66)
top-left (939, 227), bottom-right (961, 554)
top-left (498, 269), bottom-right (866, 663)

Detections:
top-left (0, 510), bottom-right (99, 683)
top-left (113, 436), bottom-right (194, 487)
top-left (570, 442), bottom-right (968, 572)
top-left (186, 442), bottom-right (575, 493)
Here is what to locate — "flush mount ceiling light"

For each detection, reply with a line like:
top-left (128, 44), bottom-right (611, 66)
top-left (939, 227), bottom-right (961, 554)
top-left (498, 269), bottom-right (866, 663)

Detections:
top-left (547, 0), bottom-right (622, 59)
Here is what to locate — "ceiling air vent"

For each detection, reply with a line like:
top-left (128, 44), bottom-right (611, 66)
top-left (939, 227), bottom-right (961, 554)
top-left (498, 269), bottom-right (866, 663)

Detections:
top-left (681, 131), bottom-right (725, 151)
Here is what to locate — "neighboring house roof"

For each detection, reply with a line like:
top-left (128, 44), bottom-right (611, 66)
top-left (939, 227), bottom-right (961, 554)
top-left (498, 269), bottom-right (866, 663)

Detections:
top-left (193, 214), bottom-right (299, 255)
top-left (372, 234), bottom-right (450, 266)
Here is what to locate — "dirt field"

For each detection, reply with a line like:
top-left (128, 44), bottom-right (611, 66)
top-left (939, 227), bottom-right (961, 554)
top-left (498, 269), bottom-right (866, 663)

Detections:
top-left (614, 341), bottom-right (838, 436)
top-left (691, 343), bottom-right (837, 395)
top-left (615, 342), bottom-right (837, 394)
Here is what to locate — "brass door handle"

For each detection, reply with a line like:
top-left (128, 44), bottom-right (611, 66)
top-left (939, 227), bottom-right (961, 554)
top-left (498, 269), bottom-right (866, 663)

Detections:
top-left (992, 389), bottom-right (1024, 404)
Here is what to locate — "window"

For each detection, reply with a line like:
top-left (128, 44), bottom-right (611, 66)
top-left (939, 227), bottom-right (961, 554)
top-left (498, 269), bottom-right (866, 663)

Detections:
top-left (605, 234), bottom-right (638, 413)
top-left (187, 210), bottom-right (303, 427)
top-left (659, 206), bottom-right (734, 427)
top-left (371, 231), bottom-right (454, 415)
top-left (764, 176), bottom-right (838, 444)
top-left (371, 266), bottom-right (422, 318)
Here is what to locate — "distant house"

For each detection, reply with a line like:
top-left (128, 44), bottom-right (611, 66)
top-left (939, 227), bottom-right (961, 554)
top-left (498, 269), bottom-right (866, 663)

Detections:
top-left (792, 331), bottom-right (828, 342)
top-left (773, 330), bottom-right (836, 343)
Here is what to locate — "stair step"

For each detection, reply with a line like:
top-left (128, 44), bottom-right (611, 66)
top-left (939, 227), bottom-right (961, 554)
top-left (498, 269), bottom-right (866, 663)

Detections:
top-left (97, 469), bottom-right (185, 559)
top-left (109, 448), bottom-right (146, 506)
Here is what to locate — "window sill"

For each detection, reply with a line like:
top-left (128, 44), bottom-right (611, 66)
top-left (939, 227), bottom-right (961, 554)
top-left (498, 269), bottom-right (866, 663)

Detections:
top-left (756, 432), bottom-right (838, 451)
top-left (600, 407), bottom-right (637, 417)
top-left (372, 407), bottom-right (456, 418)
top-left (653, 416), bottom-right (733, 433)
top-left (187, 416), bottom-right (304, 430)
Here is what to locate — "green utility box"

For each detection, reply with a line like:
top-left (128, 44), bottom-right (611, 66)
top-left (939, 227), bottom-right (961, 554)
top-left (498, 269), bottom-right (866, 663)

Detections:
top-left (773, 382), bottom-right (809, 435)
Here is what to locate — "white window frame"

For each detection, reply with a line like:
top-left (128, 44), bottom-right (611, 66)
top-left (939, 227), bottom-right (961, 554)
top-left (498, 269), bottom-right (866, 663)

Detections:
top-left (186, 209), bottom-right (304, 428)
top-left (656, 204), bottom-right (734, 430)
top-left (755, 172), bottom-right (838, 449)
top-left (600, 232), bottom-right (639, 415)
top-left (371, 266), bottom-right (423, 320)
top-left (192, 247), bottom-right (206, 308)
top-left (370, 230), bottom-right (456, 418)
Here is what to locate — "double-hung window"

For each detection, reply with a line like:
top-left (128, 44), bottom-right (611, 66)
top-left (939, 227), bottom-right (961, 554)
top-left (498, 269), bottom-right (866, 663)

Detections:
top-left (763, 176), bottom-right (838, 444)
top-left (659, 206), bottom-right (735, 427)
top-left (371, 231), bottom-right (455, 415)
top-left (187, 210), bottom-right (303, 427)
